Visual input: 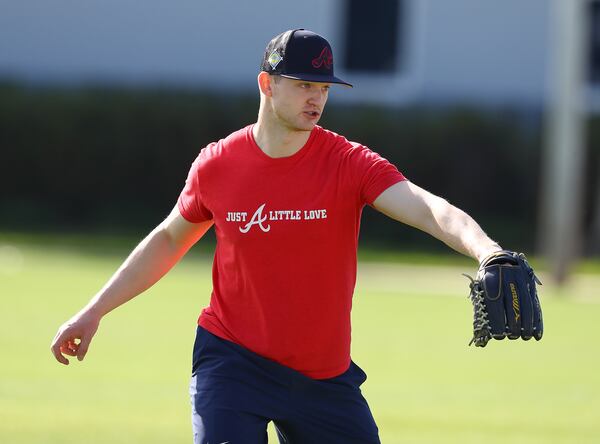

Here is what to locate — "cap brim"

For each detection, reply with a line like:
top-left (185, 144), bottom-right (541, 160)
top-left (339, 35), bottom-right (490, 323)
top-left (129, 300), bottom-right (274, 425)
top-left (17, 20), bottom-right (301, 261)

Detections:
top-left (280, 73), bottom-right (353, 88)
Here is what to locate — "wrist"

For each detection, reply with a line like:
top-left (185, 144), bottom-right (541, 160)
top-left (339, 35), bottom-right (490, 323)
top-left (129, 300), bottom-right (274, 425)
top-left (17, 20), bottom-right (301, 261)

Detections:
top-left (79, 303), bottom-right (105, 322)
top-left (476, 244), bottom-right (503, 263)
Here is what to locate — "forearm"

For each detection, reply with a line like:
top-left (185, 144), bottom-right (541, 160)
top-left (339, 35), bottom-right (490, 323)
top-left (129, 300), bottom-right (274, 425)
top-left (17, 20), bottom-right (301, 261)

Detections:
top-left (80, 228), bottom-right (182, 319)
top-left (51, 208), bottom-right (212, 365)
top-left (427, 197), bottom-right (501, 262)
top-left (374, 182), bottom-right (501, 262)
top-left (80, 218), bottom-right (206, 319)
top-left (50, 226), bottom-right (192, 365)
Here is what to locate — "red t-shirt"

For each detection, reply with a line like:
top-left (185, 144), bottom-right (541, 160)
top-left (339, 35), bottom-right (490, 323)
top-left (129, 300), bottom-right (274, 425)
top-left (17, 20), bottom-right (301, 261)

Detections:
top-left (178, 125), bottom-right (405, 379)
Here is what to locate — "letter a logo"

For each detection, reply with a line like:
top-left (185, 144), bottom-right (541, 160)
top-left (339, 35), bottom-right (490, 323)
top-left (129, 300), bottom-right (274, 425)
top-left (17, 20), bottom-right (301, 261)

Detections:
top-left (312, 47), bottom-right (333, 69)
top-left (240, 203), bottom-right (271, 233)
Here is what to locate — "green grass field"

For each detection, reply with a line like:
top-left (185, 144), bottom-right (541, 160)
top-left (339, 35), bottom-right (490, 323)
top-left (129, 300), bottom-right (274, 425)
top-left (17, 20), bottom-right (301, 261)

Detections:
top-left (1, 235), bottom-right (599, 443)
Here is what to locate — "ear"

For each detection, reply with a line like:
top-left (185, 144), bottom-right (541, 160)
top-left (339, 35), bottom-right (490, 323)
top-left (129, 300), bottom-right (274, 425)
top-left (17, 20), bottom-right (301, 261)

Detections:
top-left (258, 72), bottom-right (274, 97)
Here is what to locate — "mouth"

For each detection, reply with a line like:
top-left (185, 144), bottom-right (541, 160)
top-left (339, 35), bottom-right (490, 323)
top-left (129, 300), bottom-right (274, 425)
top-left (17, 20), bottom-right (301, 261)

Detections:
top-left (303, 110), bottom-right (321, 119)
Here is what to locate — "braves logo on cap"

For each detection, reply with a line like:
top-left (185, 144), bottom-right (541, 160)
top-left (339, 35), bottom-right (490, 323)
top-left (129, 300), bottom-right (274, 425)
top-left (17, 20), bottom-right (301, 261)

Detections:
top-left (311, 47), bottom-right (333, 69)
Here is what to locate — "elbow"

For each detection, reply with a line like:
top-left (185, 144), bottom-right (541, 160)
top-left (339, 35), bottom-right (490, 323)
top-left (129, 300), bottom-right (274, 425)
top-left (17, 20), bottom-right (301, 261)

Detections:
top-left (151, 223), bottom-right (181, 253)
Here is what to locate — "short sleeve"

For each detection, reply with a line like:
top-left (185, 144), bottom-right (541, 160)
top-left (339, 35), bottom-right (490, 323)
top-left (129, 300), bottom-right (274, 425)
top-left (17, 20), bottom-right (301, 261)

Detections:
top-left (177, 148), bottom-right (214, 223)
top-left (351, 145), bottom-right (406, 204)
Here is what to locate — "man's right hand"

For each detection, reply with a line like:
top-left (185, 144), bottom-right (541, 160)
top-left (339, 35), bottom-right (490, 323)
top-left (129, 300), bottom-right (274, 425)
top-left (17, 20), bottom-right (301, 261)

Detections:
top-left (49, 207), bottom-right (213, 366)
top-left (50, 310), bottom-right (101, 365)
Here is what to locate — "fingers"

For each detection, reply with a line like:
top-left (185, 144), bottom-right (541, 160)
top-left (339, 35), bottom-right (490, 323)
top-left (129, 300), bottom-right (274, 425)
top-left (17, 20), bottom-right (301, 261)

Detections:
top-left (51, 330), bottom-right (81, 365)
top-left (51, 336), bottom-right (71, 365)
top-left (76, 335), bottom-right (91, 362)
top-left (60, 345), bottom-right (77, 356)
top-left (60, 340), bottom-right (80, 356)
top-left (51, 312), bottom-right (101, 366)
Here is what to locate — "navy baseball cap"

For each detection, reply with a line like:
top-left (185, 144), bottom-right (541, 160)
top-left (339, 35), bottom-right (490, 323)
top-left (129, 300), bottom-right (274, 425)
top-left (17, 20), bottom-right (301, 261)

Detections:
top-left (261, 29), bottom-right (353, 88)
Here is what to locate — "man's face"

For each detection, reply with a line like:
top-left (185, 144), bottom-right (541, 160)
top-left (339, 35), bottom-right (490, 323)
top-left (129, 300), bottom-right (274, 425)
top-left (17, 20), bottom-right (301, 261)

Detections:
top-left (269, 76), bottom-right (331, 132)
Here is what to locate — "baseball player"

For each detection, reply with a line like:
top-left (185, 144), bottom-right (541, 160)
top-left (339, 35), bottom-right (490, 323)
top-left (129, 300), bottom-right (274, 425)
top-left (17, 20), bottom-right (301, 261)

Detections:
top-left (51, 29), bottom-right (504, 443)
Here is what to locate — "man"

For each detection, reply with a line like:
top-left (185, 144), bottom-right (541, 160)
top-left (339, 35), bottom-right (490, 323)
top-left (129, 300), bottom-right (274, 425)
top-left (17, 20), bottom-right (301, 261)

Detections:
top-left (51, 29), bottom-right (501, 443)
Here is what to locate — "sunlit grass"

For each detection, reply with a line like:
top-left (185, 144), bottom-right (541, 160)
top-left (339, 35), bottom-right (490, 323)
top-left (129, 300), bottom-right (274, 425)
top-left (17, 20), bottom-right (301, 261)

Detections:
top-left (0, 236), bottom-right (598, 443)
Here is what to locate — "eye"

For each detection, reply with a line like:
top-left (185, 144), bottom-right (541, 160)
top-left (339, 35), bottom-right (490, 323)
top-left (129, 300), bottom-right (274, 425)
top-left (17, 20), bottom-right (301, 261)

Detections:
top-left (322, 85), bottom-right (331, 92)
top-left (300, 83), bottom-right (311, 89)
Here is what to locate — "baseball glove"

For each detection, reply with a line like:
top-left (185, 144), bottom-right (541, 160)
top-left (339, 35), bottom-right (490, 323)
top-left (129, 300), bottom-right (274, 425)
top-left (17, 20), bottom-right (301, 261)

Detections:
top-left (464, 250), bottom-right (543, 347)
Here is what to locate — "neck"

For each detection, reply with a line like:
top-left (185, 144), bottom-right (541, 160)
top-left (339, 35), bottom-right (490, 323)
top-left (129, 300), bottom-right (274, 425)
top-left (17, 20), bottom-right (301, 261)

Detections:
top-left (253, 109), bottom-right (313, 159)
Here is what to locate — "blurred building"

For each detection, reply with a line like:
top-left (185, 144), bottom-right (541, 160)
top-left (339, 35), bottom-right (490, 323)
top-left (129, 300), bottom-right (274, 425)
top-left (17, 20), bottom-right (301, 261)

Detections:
top-left (0, 0), bottom-right (570, 108)
top-left (4, 0), bottom-right (600, 262)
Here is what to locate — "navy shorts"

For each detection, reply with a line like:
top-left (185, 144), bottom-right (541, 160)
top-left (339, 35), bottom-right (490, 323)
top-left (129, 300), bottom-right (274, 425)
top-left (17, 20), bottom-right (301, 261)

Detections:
top-left (189, 326), bottom-right (380, 444)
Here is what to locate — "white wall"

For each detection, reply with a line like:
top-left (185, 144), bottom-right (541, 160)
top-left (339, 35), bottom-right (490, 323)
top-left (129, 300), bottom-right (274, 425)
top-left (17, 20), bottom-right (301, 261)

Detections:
top-left (417, 0), bottom-right (550, 106)
top-left (0, 0), bottom-right (551, 106)
top-left (0, 0), bottom-right (344, 90)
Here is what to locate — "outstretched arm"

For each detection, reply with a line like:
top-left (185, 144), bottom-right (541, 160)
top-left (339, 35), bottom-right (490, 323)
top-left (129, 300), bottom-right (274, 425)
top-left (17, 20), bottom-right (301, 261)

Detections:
top-left (372, 180), bottom-right (501, 262)
top-left (50, 206), bottom-right (213, 365)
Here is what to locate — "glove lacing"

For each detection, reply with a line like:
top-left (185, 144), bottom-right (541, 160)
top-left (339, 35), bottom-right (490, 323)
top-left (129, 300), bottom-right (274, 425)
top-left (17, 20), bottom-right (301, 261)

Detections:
top-left (463, 274), bottom-right (491, 347)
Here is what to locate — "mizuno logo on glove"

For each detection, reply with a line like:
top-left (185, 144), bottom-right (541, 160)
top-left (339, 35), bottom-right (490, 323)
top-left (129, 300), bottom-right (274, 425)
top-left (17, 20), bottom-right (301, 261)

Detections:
top-left (509, 283), bottom-right (520, 322)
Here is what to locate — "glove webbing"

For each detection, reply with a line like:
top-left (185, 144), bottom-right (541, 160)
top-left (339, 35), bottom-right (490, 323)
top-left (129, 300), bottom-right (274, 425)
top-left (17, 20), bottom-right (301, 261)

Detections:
top-left (463, 274), bottom-right (492, 347)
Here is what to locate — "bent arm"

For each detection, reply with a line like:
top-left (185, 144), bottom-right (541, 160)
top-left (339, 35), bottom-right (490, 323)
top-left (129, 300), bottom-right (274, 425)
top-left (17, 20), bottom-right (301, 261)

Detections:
top-left (51, 206), bottom-right (213, 364)
top-left (82, 207), bottom-right (212, 318)
top-left (372, 181), bottom-right (501, 262)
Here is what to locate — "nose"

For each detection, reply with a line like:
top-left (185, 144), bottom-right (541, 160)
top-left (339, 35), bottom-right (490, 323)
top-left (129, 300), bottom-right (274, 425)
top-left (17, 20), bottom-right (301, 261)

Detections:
top-left (307, 88), bottom-right (327, 106)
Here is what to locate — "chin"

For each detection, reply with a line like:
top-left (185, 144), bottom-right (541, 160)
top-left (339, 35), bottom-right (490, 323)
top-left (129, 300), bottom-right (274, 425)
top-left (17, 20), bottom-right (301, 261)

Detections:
top-left (299, 123), bottom-right (316, 131)
top-left (297, 119), bottom-right (320, 131)
top-left (287, 122), bottom-right (315, 132)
